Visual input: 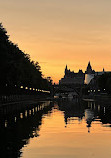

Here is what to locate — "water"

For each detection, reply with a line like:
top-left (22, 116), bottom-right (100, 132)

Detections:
top-left (0, 99), bottom-right (111, 158)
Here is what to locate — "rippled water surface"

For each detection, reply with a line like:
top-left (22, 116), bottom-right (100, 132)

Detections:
top-left (0, 99), bottom-right (111, 158)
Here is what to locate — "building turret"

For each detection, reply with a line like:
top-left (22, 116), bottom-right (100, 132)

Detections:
top-left (86, 61), bottom-right (92, 73)
top-left (85, 62), bottom-right (95, 84)
top-left (85, 61), bottom-right (95, 74)
top-left (65, 65), bottom-right (68, 77)
top-left (88, 61), bottom-right (91, 68)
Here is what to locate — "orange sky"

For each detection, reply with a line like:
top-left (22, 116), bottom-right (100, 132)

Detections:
top-left (0, 0), bottom-right (111, 83)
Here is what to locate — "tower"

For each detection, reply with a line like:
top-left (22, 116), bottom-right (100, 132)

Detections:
top-left (86, 61), bottom-right (92, 74)
top-left (65, 65), bottom-right (67, 71)
top-left (85, 62), bottom-right (95, 84)
top-left (65, 65), bottom-right (68, 76)
top-left (85, 61), bottom-right (95, 74)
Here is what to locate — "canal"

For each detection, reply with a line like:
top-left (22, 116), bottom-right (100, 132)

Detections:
top-left (0, 99), bottom-right (111, 158)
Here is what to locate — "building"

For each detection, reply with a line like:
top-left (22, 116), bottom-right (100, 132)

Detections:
top-left (84, 61), bottom-right (106, 84)
top-left (59, 65), bottom-right (85, 85)
top-left (59, 62), bottom-right (110, 85)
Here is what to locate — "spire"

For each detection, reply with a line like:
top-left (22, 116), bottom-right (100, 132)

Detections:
top-left (65, 64), bottom-right (68, 76)
top-left (85, 61), bottom-right (93, 74)
top-left (103, 68), bottom-right (105, 72)
top-left (87, 61), bottom-right (91, 68)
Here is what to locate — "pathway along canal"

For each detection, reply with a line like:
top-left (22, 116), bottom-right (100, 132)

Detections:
top-left (0, 99), bottom-right (111, 158)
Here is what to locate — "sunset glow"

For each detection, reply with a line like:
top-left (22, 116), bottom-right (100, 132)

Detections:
top-left (1, 0), bottom-right (111, 83)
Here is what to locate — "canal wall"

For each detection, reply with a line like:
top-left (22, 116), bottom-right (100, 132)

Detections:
top-left (0, 93), bottom-right (51, 106)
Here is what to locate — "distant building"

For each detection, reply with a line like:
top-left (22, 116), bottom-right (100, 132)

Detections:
top-left (84, 61), bottom-right (105, 84)
top-left (85, 62), bottom-right (95, 74)
top-left (59, 62), bottom-right (110, 85)
top-left (59, 65), bottom-right (85, 85)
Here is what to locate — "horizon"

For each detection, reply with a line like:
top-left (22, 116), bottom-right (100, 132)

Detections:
top-left (1, 0), bottom-right (111, 83)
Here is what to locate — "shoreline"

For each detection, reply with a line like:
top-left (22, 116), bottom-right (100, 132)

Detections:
top-left (0, 94), bottom-right (52, 107)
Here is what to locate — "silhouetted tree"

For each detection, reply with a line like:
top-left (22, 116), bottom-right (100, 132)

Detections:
top-left (98, 73), bottom-right (111, 93)
top-left (0, 23), bottom-right (50, 95)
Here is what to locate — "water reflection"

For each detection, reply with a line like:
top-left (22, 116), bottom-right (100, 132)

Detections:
top-left (85, 109), bottom-right (94, 133)
top-left (0, 99), bottom-right (111, 158)
top-left (57, 99), bottom-right (111, 132)
top-left (0, 101), bottom-right (52, 158)
top-left (58, 99), bottom-right (85, 125)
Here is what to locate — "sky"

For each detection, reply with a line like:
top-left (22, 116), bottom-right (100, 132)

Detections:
top-left (0, 0), bottom-right (111, 83)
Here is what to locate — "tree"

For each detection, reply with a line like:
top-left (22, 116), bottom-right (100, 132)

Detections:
top-left (0, 23), bottom-right (50, 95)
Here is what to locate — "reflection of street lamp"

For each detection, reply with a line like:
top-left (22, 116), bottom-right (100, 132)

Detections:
top-left (104, 107), bottom-right (105, 115)
top-left (98, 105), bottom-right (100, 111)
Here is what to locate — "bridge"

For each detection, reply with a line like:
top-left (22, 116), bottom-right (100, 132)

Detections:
top-left (53, 84), bottom-right (83, 98)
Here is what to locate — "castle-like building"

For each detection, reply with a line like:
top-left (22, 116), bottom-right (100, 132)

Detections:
top-left (59, 65), bottom-right (85, 85)
top-left (59, 62), bottom-right (106, 85)
top-left (85, 62), bottom-right (105, 84)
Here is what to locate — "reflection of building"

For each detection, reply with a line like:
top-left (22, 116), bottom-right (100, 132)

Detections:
top-left (85, 109), bottom-right (94, 133)
top-left (58, 100), bottom-right (85, 126)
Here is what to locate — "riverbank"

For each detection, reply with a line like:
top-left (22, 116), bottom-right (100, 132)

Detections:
top-left (0, 94), bottom-right (52, 107)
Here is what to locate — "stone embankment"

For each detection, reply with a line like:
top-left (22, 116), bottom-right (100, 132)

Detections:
top-left (0, 94), bottom-right (51, 107)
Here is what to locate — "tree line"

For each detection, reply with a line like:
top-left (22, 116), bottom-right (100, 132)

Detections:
top-left (82, 72), bottom-right (111, 95)
top-left (0, 23), bottom-right (51, 95)
top-left (98, 73), bottom-right (111, 94)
